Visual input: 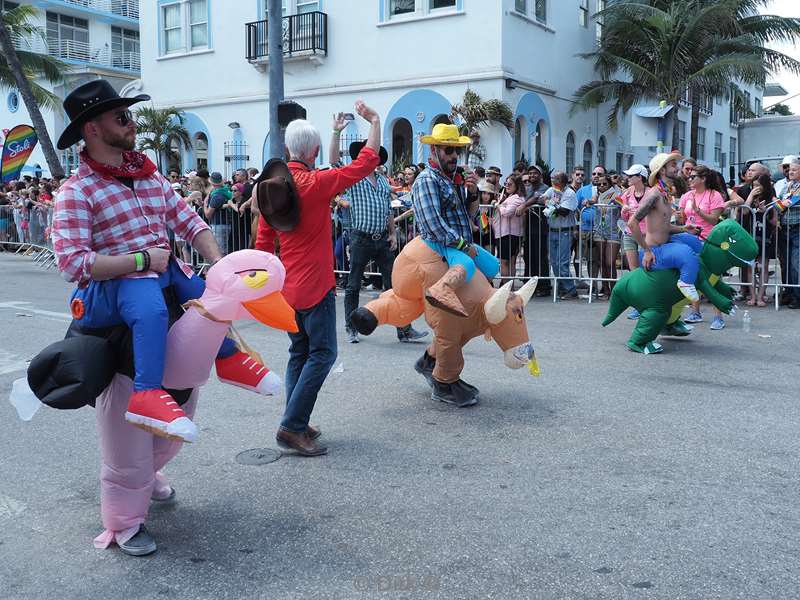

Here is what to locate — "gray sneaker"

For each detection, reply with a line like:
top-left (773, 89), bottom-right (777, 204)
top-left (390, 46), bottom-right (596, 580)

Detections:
top-left (347, 329), bottom-right (359, 344)
top-left (118, 525), bottom-right (157, 557)
top-left (397, 325), bottom-right (429, 343)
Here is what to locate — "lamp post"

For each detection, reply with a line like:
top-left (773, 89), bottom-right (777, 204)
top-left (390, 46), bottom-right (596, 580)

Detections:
top-left (268, 0), bottom-right (285, 160)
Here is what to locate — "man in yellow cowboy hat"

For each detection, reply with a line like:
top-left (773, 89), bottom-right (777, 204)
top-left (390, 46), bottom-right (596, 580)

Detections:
top-left (626, 151), bottom-right (703, 302)
top-left (412, 123), bottom-right (500, 316)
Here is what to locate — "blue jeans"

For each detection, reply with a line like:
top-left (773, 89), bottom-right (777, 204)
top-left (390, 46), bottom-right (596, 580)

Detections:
top-left (639, 233), bottom-right (701, 284)
top-left (548, 229), bottom-right (575, 294)
top-left (282, 290), bottom-right (337, 432)
top-left (211, 223), bottom-right (231, 255)
top-left (70, 259), bottom-right (236, 391)
top-left (787, 230), bottom-right (800, 301)
top-left (423, 240), bottom-right (500, 282)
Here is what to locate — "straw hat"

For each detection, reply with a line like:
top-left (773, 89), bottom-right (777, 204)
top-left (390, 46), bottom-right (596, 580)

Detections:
top-left (478, 180), bottom-right (497, 195)
top-left (419, 123), bottom-right (472, 147)
top-left (648, 152), bottom-right (682, 187)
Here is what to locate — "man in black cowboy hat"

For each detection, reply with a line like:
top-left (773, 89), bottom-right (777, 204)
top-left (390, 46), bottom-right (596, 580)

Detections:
top-left (49, 79), bottom-right (274, 556)
top-left (340, 138), bottom-right (428, 344)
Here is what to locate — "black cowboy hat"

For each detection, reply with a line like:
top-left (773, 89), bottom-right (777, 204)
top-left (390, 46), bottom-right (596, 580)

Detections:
top-left (349, 140), bottom-right (388, 166)
top-left (57, 79), bottom-right (150, 150)
top-left (255, 158), bottom-right (301, 232)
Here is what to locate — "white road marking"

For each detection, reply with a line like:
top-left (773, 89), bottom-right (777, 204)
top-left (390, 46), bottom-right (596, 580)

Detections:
top-left (0, 301), bottom-right (71, 322)
top-left (0, 494), bottom-right (26, 520)
top-left (0, 349), bottom-right (28, 376)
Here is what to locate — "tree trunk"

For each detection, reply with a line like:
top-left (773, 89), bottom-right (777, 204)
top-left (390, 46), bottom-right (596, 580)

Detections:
top-left (671, 97), bottom-right (681, 153)
top-left (0, 19), bottom-right (64, 179)
top-left (689, 87), bottom-right (700, 160)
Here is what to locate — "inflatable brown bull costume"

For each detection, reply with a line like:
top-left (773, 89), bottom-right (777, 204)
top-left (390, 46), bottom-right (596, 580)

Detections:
top-left (351, 124), bottom-right (539, 407)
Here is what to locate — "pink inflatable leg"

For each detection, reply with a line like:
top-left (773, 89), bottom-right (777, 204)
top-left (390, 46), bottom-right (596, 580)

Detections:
top-left (93, 374), bottom-right (197, 548)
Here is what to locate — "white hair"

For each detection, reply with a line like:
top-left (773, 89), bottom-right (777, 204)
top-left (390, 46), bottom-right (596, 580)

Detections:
top-left (285, 119), bottom-right (321, 160)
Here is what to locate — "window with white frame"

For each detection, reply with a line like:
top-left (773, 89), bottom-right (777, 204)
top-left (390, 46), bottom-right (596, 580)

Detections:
top-left (579, 0), bottom-right (588, 27)
top-left (754, 97), bottom-right (762, 117)
top-left (566, 132), bottom-right (575, 173)
top-left (729, 137), bottom-right (736, 170)
top-left (595, 0), bottom-right (605, 44)
top-left (387, 0), bottom-right (456, 19)
top-left (677, 120), bottom-right (686, 156)
top-left (516, 0), bottom-right (547, 24)
top-left (267, 1), bottom-right (322, 17)
top-left (161, 0), bottom-right (210, 56)
top-left (46, 12), bottom-right (89, 60)
top-left (615, 152), bottom-right (623, 174)
top-left (111, 26), bottom-right (139, 68)
top-left (535, 0), bottom-right (546, 22)
top-left (714, 132), bottom-right (722, 165)
top-left (515, 0), bottom-right (526, 13)
top-left (697, 126), bottom-right (706, 160)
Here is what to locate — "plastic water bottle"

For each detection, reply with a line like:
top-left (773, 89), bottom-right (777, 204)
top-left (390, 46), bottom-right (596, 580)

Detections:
top-left (742, 310), bottom-right (751, 333)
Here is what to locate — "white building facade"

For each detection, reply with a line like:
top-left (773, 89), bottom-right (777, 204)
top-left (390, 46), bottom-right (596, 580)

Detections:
top-left (134, 0), bottom-right (762, 180)
top-left (0, 0), bottom-right (140, 175)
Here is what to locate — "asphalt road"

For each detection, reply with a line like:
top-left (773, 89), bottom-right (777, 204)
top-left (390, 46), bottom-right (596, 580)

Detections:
top-left (0, 252), bottom-right (798, 600)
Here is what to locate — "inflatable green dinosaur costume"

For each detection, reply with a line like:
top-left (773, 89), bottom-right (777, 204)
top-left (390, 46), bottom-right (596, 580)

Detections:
top-left (602, 219), bottom-right (758, 354)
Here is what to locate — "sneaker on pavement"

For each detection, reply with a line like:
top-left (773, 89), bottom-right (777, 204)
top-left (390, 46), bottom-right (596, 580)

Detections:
top-left (118, 525), bottom-right (157, 557)
top-left (559, 289), bottom-right (579, 300)
top-left (677, 280), bottom-right (700, 302)
top-left (125, 389), bottom-right (198, 443)
top-left (710, 316), bottom-right (725, 330)
top-left (216, 350), bottom-right (282, 395)
top-left (397, 326), bottom-right (429, 343)
top-left (684, 311), bottom-right (704, 324)
top-left (347, 329), bottom-right (359, 344)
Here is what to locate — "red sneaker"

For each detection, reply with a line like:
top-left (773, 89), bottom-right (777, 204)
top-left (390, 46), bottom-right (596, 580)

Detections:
top-left (215, 351), bottom-right (282, 396)
top-left (125, 389), bottom-right (198, 443)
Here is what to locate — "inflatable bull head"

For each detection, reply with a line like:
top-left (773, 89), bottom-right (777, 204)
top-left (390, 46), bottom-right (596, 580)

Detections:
top-left (482, 277), bottom-right (540, 375)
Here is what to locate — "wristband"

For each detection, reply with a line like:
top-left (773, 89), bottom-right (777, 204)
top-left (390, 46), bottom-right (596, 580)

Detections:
top-left (133, 252), bottom-right (144, 272)
top-left (142, 250), bottom-right (151, 272)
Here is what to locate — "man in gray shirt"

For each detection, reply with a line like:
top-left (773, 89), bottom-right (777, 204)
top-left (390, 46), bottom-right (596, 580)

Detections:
top-left (543, 171), bottom-right (578, 298)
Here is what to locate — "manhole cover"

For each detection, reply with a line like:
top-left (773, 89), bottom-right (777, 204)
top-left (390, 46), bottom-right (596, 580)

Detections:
top-left (235, 448), bottom-right (282, 465)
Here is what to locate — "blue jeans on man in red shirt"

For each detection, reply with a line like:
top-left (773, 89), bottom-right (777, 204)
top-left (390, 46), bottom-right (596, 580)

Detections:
top-left (281, 289), bottom-right (338, 432)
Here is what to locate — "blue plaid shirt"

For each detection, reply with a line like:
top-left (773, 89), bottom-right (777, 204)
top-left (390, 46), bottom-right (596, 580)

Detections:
top-left (343, 173), bottom-right (392, 234)
top-left (412, 165), bottom-right (473, 246)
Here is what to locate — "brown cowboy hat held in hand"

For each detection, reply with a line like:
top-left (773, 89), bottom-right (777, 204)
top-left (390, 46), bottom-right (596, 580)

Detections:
top-left (255, 158), bottom-right (301, 232)
top-left (57, 79), bottom-right (150, 150)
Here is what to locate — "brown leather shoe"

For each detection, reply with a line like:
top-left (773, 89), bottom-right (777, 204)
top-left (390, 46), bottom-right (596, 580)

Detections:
top-left (276, 427), bottom-right (327, 456)
top-left (306, 424), bottom-right (321, 440)
top-left (424, 265), bottom-right (469, 317)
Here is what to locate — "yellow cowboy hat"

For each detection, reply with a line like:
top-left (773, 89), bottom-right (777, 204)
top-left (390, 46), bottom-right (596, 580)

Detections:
top-left (420, 123), bottom-right (472, 147)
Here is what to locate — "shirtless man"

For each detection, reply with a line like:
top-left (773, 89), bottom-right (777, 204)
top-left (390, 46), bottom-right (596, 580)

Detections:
top-left (627, 153), bottom-right (702, 302)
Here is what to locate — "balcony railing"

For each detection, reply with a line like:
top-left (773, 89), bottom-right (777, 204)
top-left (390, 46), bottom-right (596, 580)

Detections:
top-left (42, 0), bottom-right (139, 20)
top-left (13, 36), bottom-right (140, 73)
top-left (246, 12), bottom-right (328, 62)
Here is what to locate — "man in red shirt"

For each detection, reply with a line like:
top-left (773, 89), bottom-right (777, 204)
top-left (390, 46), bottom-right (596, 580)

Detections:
top-left (255, 100), bottom-right (381, 456)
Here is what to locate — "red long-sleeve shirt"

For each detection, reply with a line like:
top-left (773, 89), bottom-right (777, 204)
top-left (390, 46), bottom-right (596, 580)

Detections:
top-left (255, 147), bottom-right (379, 310)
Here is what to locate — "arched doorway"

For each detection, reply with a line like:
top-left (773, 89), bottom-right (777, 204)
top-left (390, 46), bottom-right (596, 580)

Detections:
top-left (384, 89), bottom-right (454, 163)
top-left (167, 136), bottom-right (182, 173)
top-left (194, 133), bottom-right (208, 171)
top-left (582, 140), bottom-right (593, 174)
top-left (432, 114), bottom-right (451, 127)
top-left (514, 116), bottom-right (528, 163)
top-left (391, 118), bottom-right (413, 169)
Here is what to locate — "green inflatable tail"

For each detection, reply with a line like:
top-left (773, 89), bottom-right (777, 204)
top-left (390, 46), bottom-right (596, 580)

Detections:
top-left (602, 281), bottom-right (629, 327)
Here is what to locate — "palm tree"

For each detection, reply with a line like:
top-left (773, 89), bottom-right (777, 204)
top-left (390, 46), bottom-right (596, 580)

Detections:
top-left (450, 89), bottom-right (513, 164)
top-left (0, 5), bottom-right (66, 178)
top-left (572, 0), bottom-right (800, 158)
top-left (134, 106), bottom-right (191, 173)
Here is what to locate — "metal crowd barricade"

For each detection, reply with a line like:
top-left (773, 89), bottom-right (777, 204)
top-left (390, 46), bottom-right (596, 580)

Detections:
top-left (761, 203), bottom-right (800, 310)
top-left (1, 204), bottom-right (58, 269)
top-left (184, 202), bottom-right (255, 274)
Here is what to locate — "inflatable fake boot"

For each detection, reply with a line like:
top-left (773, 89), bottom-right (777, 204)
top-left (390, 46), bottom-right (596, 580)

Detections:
top-left (424, 265), bottom-right (469, 317)
top-left (125, 389), bottom-right (198, 443)
top-left (215, 350), bottom-right (282, 396)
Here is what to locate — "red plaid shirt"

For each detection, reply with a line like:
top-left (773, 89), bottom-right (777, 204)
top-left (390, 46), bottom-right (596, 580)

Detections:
top-left (52, 161), bottom-right (209, 285)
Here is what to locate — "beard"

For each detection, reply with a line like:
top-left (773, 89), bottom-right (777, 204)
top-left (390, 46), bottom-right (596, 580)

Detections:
top-left (100, 128), bottom-right (136, 152)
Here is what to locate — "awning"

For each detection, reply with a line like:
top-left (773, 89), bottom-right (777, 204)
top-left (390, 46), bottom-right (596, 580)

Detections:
top-left (634, 105), bottom-right (674, 118)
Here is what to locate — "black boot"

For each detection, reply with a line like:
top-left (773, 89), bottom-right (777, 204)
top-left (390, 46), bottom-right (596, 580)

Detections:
top-left (431, 379), bottom-right (479, 407)
top-left (350, 307), bottom-right (378, 335)
top-left (414, 350), bottom-right (436, 387)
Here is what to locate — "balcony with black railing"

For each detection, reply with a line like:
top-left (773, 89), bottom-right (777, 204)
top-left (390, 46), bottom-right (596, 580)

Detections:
top-left (246, 11), bottom-right (327, 63)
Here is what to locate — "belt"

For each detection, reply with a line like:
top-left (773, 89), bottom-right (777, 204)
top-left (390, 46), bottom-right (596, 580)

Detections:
top-left (353, 229), bottom-right (388, 241)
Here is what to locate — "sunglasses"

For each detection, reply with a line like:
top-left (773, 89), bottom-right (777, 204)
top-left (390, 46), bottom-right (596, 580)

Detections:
top-left (442, 146), bottom-right (461, 155)
top-left (592, 172), bottom-right (604, 176)
top-left (113, 110), bottom-right (134, 127)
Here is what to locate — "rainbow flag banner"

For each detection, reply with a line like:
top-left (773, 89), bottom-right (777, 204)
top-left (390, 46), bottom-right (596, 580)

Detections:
top-left (1, 124), bottom-right (38, 183)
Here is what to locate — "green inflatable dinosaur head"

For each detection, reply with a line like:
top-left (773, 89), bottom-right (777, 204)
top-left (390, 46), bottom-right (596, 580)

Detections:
top-left (701, 218), bottom-right (758, 274)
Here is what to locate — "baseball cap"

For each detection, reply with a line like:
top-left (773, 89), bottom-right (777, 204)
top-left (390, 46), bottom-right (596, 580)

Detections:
top-left (781, 155), bottom-right (798, 166)
top-left (209, 171), bottom-right (223, 184)
top-left (623, 164), bottom-right (649, 179)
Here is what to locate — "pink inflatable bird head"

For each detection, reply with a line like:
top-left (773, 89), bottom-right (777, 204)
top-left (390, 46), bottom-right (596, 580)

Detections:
top-left (201, 249), bottom-right (298, 332)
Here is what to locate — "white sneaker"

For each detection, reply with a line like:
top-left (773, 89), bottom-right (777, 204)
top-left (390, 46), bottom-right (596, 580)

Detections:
top-left (677, 280), bottom-right (699, 302)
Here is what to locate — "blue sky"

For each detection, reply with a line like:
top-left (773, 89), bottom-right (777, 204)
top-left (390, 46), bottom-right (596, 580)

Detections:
top-left (764, 0), bottom-right (800, 113)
